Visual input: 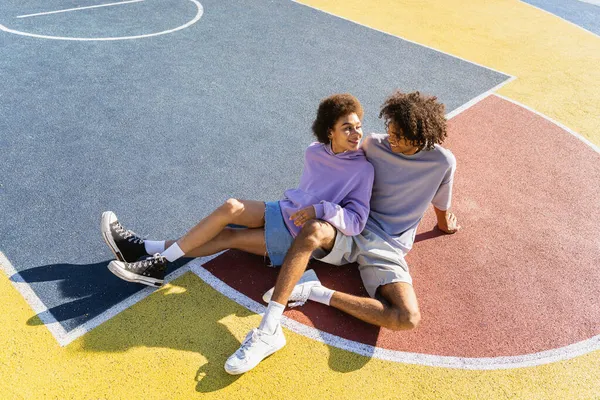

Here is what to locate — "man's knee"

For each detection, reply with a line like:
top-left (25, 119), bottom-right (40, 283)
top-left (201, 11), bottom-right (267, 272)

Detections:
top-left (297, 220), bottom-right (335, 249)
top-left (387, 308), bottom-right (421, 331)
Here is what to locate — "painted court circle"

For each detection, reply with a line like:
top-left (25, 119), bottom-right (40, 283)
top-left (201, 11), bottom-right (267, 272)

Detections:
top-left (0, 0), bottom-right (203, 41)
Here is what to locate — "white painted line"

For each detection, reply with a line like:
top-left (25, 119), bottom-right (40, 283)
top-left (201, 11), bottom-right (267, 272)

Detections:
top-left (0, 252), bottom-right (69, 345)
top-left (17, 0), bottom-right (145, 19)
top-left (290, 0), bottom-right (516, 130)
top-left (446, 76), bottom-right (516, 120)
top-left (61, 252), bottom-right (222, 346)
top-left (1, 0), bottom-right (203, 41)
top-left (493, 93), bottom-right (600, 155)
top-left (5, 242), bottom-right (600, 365)
top-left (519, 0), bottom-right (600, 39)
top-left (0, 251), bottom-right (222, 347)
top-left (189, 260), bottom-right (600, 370)
top-left (291, 0), bottom-right (515, 80)
top-left (578, 0), bottom-right (600, 6)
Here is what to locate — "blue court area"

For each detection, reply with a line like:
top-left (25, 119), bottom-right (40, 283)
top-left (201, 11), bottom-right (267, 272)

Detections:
top-left (521, 0), bottom-right (600, 35)
top-left (0, 0), bottom-right (509, 332)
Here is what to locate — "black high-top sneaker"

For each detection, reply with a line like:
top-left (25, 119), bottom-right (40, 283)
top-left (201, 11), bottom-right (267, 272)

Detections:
top-left (107, 254), bottom-right (167, 287)
top-left (101, 211), bottom-right (147, 262)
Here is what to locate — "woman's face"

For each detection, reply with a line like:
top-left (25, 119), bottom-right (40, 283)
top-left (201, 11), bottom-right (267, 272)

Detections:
top-left (329, 112), bottom-right (363, 154)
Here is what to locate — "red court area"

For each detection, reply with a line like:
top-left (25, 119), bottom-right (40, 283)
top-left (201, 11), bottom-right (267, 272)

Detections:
top-left (203, 95), bottom-right (600, 358)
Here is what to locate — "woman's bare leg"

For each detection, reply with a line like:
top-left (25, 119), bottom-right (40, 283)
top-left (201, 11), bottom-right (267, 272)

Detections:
top-left (174, 199), bottom-right (265, 254)
top-left (180, 227), bottom-right (267, 258)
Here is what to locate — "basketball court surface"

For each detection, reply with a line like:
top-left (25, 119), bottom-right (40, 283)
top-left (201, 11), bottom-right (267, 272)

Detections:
top-left (1, 0), bottom-right (599, 398)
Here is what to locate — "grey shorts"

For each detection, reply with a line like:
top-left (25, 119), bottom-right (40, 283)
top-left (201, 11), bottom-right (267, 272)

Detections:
top-left (314, 229), bottom-right (412, 298)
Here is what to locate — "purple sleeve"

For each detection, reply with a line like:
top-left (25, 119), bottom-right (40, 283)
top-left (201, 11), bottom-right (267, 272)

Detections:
top-left (315, 166), bottom-right (374, 236)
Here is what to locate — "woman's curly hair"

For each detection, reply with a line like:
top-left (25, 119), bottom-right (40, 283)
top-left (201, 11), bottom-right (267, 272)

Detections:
top-left (379, 91), bottom-right (447, 150)
top-left (312, 93), bottom-right (364, 144)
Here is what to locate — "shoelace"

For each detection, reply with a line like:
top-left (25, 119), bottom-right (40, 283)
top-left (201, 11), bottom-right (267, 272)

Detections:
top-left (114, 222), bottom-right (144, 244)
top-left (287, 285), bottom-right (315, 308)
top-left (288, 300), bottom-right (307, 308)
top-left (136, 254), bottom-right (164, 269)
top-left (236, 330), bottom-right (260, 358)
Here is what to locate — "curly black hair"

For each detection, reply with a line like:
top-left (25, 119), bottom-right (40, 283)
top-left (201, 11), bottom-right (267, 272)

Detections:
top-left (312, 93), bottom-right (364, 144)
top-left (379, 91), bottom-right (447, 150)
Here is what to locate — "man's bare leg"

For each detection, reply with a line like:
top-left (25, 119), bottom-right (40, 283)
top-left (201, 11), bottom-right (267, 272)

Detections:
top-left (329, 282), bottom-right (420, 330)
top-left (270, 219), bottom-right (337, 304)
top-left (266, 219), bottom-right (420, 330)
top-left (224, 220), bottom-right (336, 375)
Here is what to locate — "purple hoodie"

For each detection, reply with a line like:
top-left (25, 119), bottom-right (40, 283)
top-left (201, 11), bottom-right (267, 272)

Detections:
top-left (279, 142), bottom-right (374, 237)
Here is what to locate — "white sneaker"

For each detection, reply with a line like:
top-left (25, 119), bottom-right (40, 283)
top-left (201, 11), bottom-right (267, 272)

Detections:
top-left (262, 269), bottom-right (321, 308)
top-left (224, 324), bottom-right (286, 375)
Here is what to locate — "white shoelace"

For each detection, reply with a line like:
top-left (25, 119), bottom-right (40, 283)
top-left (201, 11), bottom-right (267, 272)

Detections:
top-left (236, 330), bottom-right (260, 358)
top-left (114, 222), bottom-right (144, 244)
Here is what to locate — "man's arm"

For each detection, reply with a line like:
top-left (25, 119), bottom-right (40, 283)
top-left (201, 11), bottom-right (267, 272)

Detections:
top-left (434, 206), bottom-right (460, 234)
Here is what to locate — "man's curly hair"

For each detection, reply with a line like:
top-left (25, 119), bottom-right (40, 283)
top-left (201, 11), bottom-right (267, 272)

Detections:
top-left (312, 94), bottom-right (364, 144)
top-left (379, 91), bottom-right (447, 150)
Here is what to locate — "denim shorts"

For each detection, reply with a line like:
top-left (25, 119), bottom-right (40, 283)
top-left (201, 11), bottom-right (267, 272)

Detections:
top-left (264, 201), bottom-right (294, 266)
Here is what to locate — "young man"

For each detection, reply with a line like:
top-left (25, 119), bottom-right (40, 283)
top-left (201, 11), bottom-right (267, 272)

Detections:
top-left (225, 90), bottom-right (459, 374)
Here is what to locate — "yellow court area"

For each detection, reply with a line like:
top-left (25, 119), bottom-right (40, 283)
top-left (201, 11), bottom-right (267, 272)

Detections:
top-left (2, 272), bottom-right (600, 399)
top-left (2, 1), bottom-right (600, 399)
top-left (297, 0), bottom-right (600, 146)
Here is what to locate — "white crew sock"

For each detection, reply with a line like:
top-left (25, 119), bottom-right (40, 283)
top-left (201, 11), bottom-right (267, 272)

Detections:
top-left (258, 301), bottom-right (285, 335)
top-left (144, 240), bottom-right (165, 255)
top-left (309, 286), bottom-right (335, 306)
top-left (161, 242), bottom-right (185, 262)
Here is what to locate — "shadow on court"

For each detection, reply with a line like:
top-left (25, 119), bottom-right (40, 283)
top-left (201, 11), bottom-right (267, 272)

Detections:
top-left (68, 272), bottom-right (253, 392)
top-left (12, 258), bottom-right (190, 329)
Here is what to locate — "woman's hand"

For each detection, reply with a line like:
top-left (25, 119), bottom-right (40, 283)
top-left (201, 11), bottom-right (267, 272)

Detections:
top-left (290, 206), bottom-right (317, 227)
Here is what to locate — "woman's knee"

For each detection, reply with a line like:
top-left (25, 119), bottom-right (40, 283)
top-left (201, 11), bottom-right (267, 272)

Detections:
top-left (218, 198), bottom-right (245, 219)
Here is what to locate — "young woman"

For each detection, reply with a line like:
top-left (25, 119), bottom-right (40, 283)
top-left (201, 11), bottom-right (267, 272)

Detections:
top-left (102, 93), bottom-right (374, 287)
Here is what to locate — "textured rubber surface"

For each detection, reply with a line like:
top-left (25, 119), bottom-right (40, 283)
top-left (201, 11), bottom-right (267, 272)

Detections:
top-left (0, 0), bottom-right (508, 332)
top-left (1, 0), bottom-right (598, 398)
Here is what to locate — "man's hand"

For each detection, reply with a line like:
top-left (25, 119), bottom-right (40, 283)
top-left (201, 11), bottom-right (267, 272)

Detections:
top-left (290, 206), bottom-right (317, 227)
top-left (434, 207), bottom-right (460, 234)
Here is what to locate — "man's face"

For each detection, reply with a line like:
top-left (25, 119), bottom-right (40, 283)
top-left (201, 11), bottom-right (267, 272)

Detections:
top-left (386, 121), bottom-right (420, 155)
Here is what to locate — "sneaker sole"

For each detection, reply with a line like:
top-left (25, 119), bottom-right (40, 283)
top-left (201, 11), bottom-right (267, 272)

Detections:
top-left (101, 211), bottom-right (126, 262)
top-left (224, 340), bottom-right (286, 375)
top-left (107, 260), bottom-right (164, 287)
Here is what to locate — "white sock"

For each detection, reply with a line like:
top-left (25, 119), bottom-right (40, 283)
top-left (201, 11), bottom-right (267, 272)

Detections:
top-left (258, 301), bottom-right (285, 335)
top-left (144, 240), bottom-right (165, 255)
top-left (161, 242), bottom-right (185, 262)
top-left (309, 286), bottom-right (335, 306)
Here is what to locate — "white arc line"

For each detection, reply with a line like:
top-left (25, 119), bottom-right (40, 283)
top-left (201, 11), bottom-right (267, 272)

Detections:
top-left (1, 0), bottom-right (203, 41)
top-left (17, 0), bottom-right (144, 19)
top-left (188, 260), bottom-right (600, 370)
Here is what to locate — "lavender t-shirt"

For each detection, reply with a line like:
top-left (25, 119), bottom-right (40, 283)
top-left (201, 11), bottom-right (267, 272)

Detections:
top-left (362, 133), bottom-right (456, 254)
